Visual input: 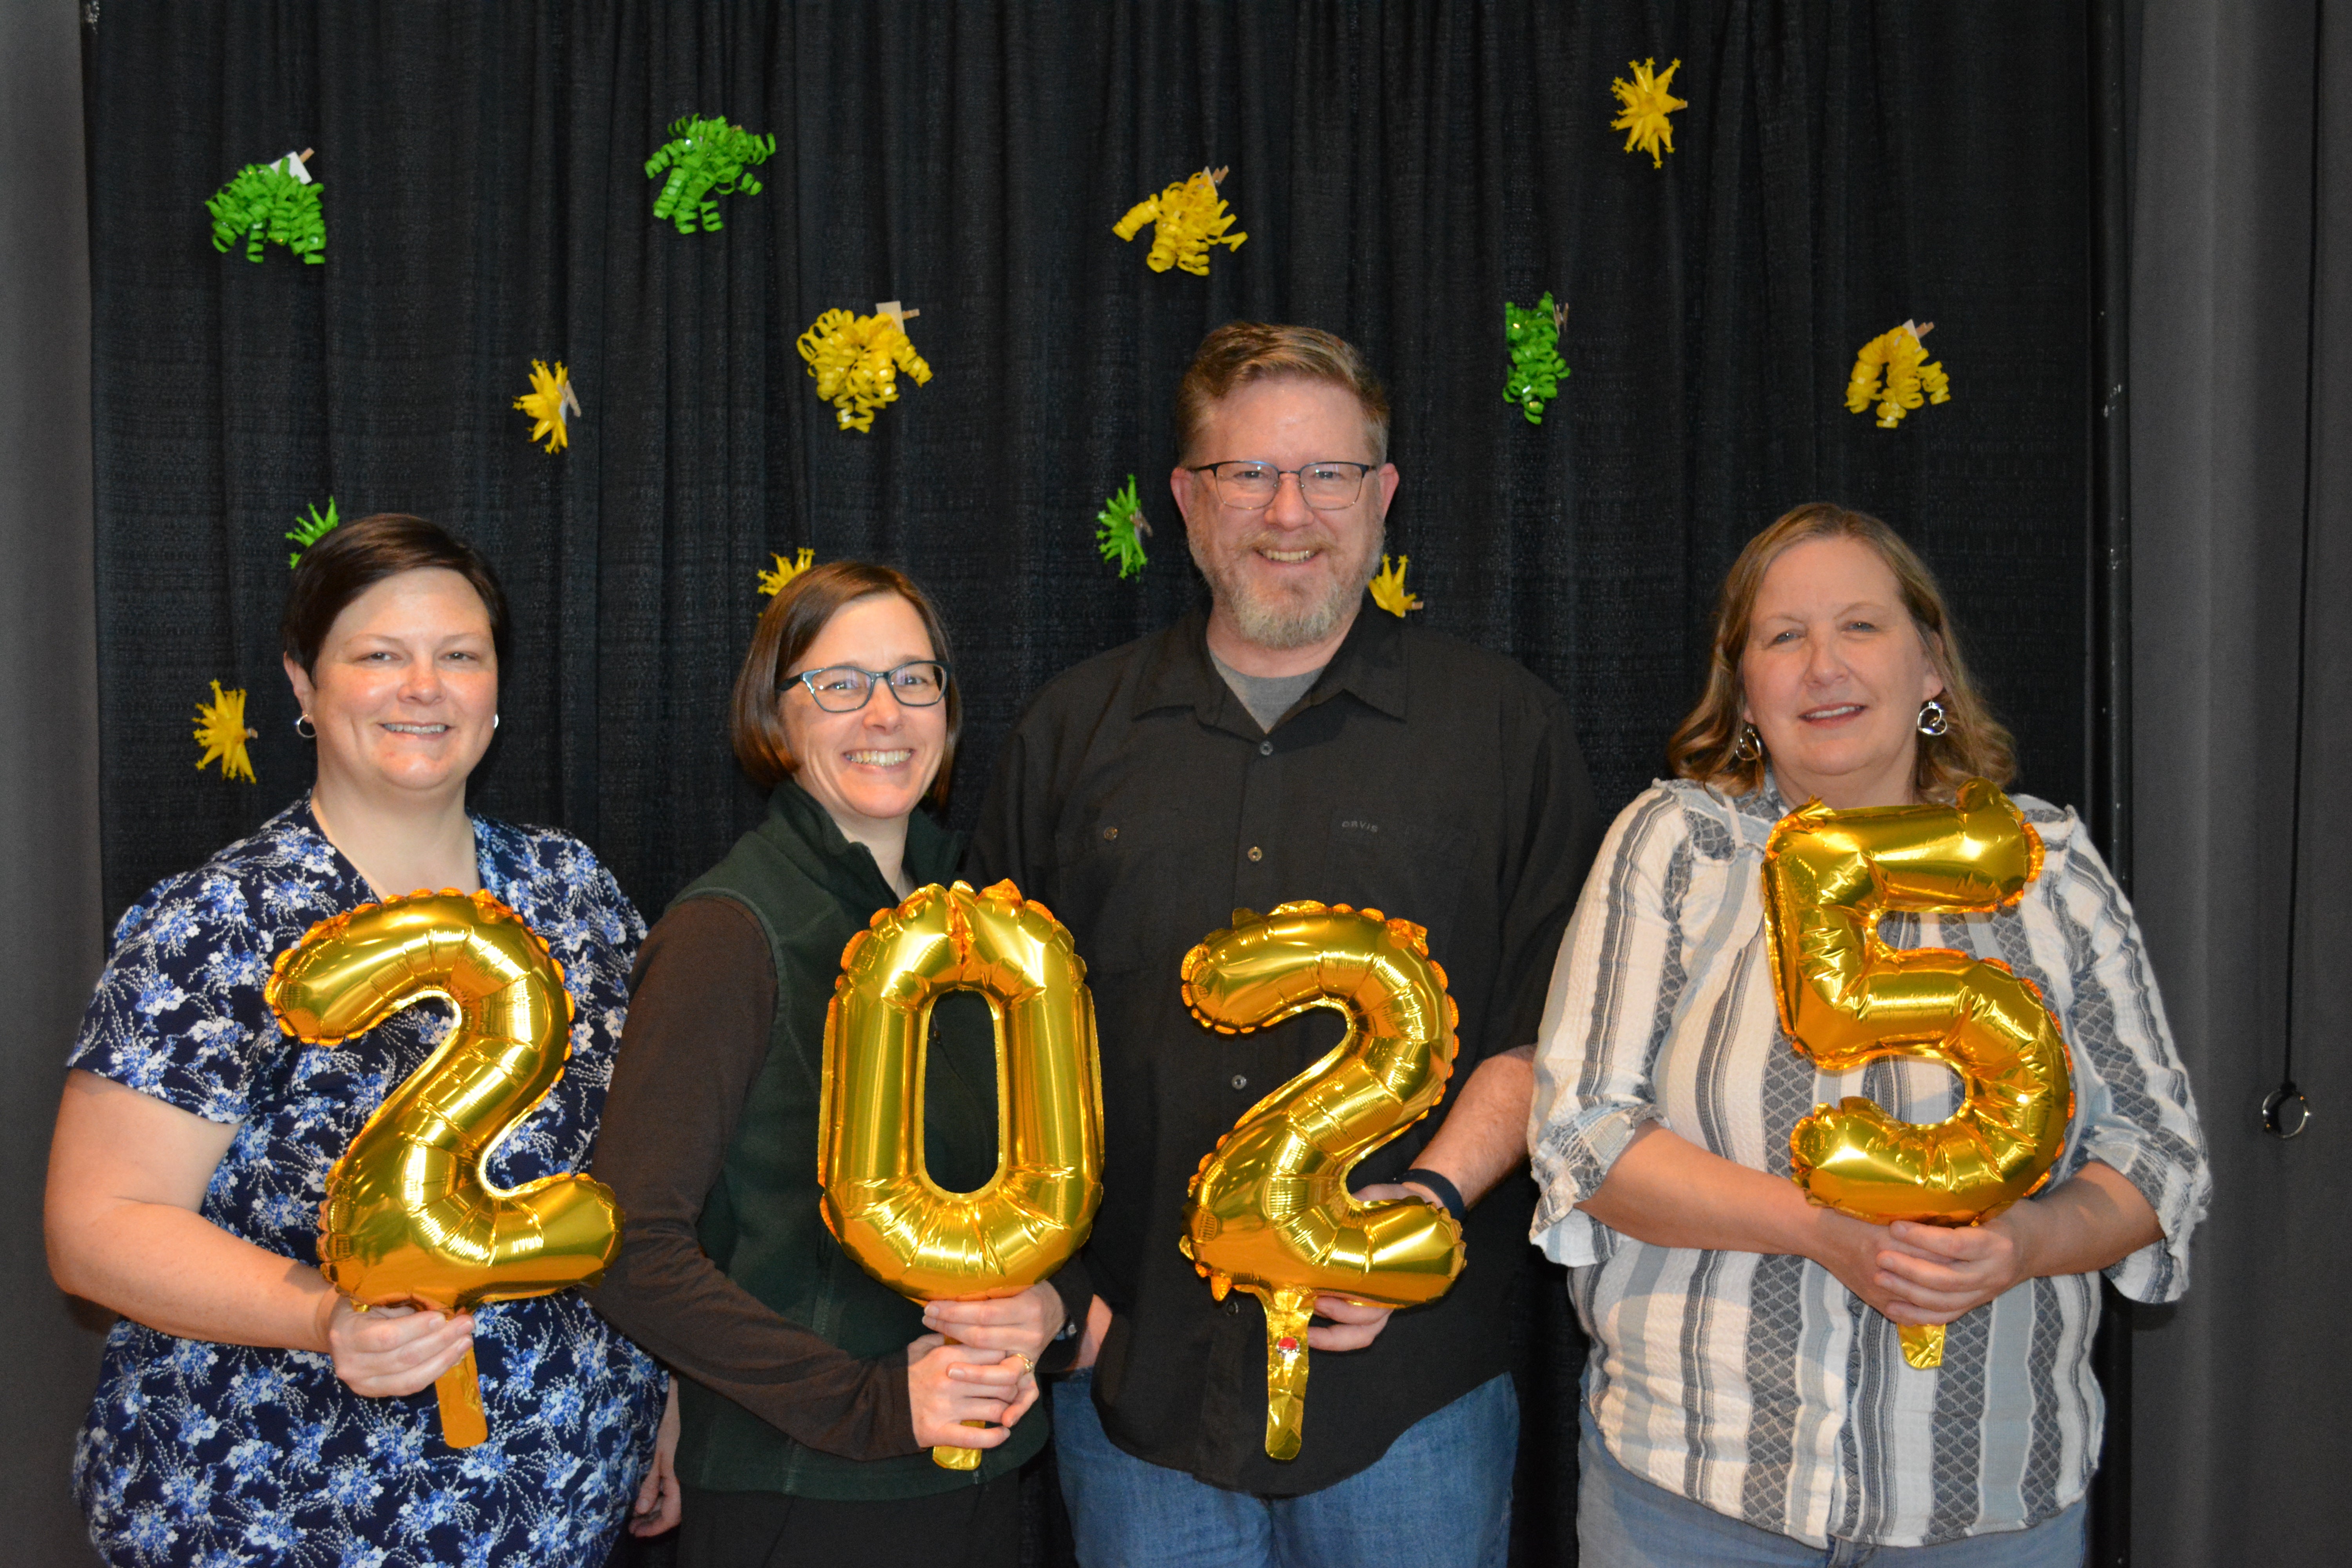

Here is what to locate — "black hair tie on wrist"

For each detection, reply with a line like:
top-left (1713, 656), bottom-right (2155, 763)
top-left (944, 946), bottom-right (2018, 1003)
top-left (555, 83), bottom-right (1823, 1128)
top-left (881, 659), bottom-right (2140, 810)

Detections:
top-left (1399, 1168), bottom-right (1466, 1223)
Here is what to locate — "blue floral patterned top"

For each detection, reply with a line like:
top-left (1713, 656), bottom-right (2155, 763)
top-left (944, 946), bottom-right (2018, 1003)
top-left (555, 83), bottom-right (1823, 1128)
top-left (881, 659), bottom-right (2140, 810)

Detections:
top-left (67, 798), bottom-right (666, 1568)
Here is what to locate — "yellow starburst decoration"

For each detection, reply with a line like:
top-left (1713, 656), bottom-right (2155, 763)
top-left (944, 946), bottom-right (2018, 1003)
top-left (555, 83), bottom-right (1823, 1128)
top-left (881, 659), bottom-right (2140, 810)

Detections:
top-left (758, 548), bottom-right (816, 597)
top-left (1370, 555), bottom-right (1423, 617)
top-left (193, 680), bottom-right (258, 783)
top-left (1113, 168), bottom-right (1248, 276)
top-left (514, 360), bottom-right (582, 454)
top-left (1846, 321), bottom-right (1951, 428)
top-left (1610, 58), bottom-right (1687, 168)
top-left (796, 308), bottom-right (933, 432)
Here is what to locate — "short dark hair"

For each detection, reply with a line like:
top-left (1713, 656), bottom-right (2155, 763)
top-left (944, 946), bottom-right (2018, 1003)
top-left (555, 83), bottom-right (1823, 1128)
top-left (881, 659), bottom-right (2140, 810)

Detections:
top-left (1173, 322), bottom-right (1391, 463)
top-left (280, 514), bottom-right (511, 677)
top-left (730, 560), bottom-right (961, 808)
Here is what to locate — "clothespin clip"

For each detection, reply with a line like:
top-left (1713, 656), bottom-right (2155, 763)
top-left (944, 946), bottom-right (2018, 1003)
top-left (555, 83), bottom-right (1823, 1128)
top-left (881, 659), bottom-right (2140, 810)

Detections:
top-left (1552, 298), bottom-right (1570, 332)
top-left (875, 300), bottom-right (921, 332)
top-left (1207, 166), bottom-right (1230, 185)
top-left (276, 149), bottom-right (316, 183)
top-left (1905, 319), bottom-right (1935, 339)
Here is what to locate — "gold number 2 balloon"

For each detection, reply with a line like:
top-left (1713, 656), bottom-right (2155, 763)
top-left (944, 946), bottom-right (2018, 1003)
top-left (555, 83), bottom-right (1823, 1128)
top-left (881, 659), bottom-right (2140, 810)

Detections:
top-left (1177, 901), bottom-right (1464, 1461)
top-left (820, 880), bottom-right (1104, 1470)
top-left (264, 889), bottom-right (623, 1447)
top-left (1761, 779), bottom-right (2074, 1370)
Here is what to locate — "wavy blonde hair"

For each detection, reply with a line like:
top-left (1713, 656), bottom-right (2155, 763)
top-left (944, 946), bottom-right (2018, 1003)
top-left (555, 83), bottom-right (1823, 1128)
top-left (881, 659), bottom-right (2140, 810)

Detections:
top-left (1666, 502), bottom-right (2014, 800)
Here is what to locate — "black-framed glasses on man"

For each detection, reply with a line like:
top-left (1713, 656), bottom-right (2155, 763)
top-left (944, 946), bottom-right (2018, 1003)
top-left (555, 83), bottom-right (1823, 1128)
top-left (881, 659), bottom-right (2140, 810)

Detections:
top-left (784, 661), bottom-right (951, 712)
top-left (1189, 459), bottom-right (1376, 511)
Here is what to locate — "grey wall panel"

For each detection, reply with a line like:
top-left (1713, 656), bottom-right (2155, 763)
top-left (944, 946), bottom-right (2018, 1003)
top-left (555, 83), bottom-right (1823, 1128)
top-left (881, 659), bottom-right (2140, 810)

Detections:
top-left (0, 1), bottom-right (109, 1564)
top-left (2130, 2), bottom-right (2352, 1562)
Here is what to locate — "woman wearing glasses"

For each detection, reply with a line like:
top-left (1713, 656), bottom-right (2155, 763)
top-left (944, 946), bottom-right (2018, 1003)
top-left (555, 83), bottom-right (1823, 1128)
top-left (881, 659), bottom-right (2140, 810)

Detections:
top-left (588, 562), bottom-right (1068, 1567)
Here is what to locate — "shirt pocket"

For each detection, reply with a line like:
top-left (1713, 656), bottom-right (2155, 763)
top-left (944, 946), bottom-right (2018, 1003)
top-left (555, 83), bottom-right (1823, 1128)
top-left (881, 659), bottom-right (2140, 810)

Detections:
top-left (1314, 811), bottom-right (1469, 956)
top-left (1051, 811), bottom-right (1237, 978)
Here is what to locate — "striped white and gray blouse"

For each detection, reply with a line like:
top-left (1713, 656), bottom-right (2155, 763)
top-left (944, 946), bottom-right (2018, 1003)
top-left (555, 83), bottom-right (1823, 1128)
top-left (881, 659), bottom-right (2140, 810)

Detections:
top-left (1528, 778), bottom-right (2209, 1550)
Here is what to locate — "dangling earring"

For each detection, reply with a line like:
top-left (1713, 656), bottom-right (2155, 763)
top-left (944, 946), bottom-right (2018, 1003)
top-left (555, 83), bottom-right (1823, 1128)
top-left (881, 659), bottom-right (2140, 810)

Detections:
top-left (1733, 723), bottom-right (1764, 762)
top-left (1916, 698), bottom-right (1950, 738)
top-left (492, 713), bottom-right (501, 730)
top-left (295, 713), bottom-right (317, 740)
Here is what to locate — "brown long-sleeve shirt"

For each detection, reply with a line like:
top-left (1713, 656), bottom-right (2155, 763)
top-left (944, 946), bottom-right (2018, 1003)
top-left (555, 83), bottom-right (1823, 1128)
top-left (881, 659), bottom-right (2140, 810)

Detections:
top-left (588, 897), bottom-right (919, 1460)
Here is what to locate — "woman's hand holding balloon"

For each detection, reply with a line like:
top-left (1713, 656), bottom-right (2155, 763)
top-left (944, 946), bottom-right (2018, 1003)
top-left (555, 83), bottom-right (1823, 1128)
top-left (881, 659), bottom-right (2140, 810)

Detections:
top-left (1871, 1218), bottom-right (2033, 1323)
top-left (921, 1281), bottom-right (1063, 1367)
top-left (1802, 1208), bottom-right (1965, 1327)
top-left (1871, 1162), bottom-right (2163, 1325)
top-left (905, 1334), bottom-right (1025, 1448)
top-left (319, 1294), bottom-right (476, 1397)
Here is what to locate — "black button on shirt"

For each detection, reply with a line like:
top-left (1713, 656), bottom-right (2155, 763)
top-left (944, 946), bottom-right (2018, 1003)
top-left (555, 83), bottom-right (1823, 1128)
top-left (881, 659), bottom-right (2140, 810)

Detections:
top-left (966, 601), bottom-right (1602, 1495)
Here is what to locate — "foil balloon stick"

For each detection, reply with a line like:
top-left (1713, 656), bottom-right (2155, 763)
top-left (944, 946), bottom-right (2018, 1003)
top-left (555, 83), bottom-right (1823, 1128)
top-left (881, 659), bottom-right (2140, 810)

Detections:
top-left (1178, 902), bottom-right (1464, 1461)
top-left (1762, 779), bottom-right (2074, 1370)
top-left (265, 889), bottom-right (623, 1447)
top-left (820, 880), bottom-right (1105, 1470)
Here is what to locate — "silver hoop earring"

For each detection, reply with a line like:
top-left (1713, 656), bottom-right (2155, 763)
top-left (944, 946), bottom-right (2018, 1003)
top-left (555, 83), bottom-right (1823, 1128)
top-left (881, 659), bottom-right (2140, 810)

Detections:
top-left (294, 713), bottom-right (317, 740)
top-left (1917, 698), bottom-right (1950, 738)
top-left (1733, 723), bottom-right (1763, 763)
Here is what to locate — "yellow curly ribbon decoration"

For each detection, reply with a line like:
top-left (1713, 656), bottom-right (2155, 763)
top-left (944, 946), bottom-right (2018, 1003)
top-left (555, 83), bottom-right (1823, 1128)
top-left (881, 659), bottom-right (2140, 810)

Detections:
top-left (1610, 59), bottom-right (1687, 168)
top-left (1113, 168), bottom-right (1248, 276)
top-left (1847, 321), bottom-right (1951, 429)
top-left (194, 680), bottom-right (258, 783)
top-left (514, 361), bottom-right (581, 454)
top-left (759, 548), bottom-right (816, 597)
top-left (796, 309), bottom-right (933, 432)
top-left (1370, 555), bottom-right (1423, 617)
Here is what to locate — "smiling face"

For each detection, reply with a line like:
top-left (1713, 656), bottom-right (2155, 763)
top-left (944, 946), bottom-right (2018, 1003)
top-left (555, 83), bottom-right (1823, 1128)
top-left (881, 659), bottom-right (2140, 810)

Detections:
top-left (778, 592), bottom-right (949, 836)
top-left (1173, 376), bottom-right (1401, 666)
top-left (1739, 534), bottom-right (1946, 809)
top-left (284, 567), bottom-right (499, 805)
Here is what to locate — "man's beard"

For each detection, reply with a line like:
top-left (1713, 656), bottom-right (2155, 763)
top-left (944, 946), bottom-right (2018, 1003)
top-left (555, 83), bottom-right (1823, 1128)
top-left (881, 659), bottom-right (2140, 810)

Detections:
top-left (1191, 523), bottom-right (1384, 652)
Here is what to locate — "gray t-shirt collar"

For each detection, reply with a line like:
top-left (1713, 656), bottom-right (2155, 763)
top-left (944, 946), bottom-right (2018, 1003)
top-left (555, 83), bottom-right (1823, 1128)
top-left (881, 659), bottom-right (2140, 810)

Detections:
top-left (1208, 648), bottom-right (1324, 733)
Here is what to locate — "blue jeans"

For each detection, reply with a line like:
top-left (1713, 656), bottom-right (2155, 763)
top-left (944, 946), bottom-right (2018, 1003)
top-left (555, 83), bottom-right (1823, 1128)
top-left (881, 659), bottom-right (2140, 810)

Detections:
top-left (1578, 1408), bottom-right (2086, 1567)
top-left (1051, 1368), bottom-right (1517, 1568)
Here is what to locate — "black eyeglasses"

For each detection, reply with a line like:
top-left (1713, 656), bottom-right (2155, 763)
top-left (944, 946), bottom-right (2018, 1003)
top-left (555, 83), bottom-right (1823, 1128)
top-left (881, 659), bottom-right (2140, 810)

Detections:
top-left (783, 661), bottom-right (951, 713)
top-left (1188, 459), bottom-right (1377, 510)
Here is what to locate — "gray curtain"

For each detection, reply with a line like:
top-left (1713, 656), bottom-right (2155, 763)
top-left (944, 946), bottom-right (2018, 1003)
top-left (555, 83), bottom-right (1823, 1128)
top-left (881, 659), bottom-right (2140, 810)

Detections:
top-left (2130, 2), bottom-right (2352, 1563)
top-left (0, 1), bottom-right (107, 1564)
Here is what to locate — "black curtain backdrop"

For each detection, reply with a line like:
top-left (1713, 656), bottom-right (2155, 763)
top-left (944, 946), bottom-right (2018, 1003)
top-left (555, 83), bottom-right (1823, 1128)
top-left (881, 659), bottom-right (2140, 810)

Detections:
top-left (82, 4), bottom-right (2095, 1565)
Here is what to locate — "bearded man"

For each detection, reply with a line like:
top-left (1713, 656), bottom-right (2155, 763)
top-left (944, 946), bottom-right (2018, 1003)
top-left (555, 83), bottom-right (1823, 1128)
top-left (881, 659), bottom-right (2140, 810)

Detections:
top-left (965, 322), bottom-right (1601, 1568)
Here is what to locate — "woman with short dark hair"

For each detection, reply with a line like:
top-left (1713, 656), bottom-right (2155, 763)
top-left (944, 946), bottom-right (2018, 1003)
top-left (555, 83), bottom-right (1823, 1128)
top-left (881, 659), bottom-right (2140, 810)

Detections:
top-left (47, 513), bottom-right (667, 1567)
top-left (588, 559), bottom-right (1074, 1568)
top-left (1530, 503), bottom-right (2211, 1566)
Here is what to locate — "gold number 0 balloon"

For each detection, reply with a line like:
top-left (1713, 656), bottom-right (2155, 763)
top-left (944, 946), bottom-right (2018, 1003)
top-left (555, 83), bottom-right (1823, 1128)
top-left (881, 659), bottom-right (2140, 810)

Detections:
top-left (1177, 901), bottom-right (1464, 1461)
top-left (264, 888), bottom-right (623, 1447)
top-left (1762, 779), bottom-right (2075, 1369)
top-left (820, 880), bottom-right (1104, 1470)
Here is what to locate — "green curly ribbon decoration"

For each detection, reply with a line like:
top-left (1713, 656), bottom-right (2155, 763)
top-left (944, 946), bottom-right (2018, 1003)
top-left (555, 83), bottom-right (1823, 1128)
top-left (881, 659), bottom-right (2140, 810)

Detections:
top-left (1095, 475), bottom-right (1150, 579)
top-left (1503, 292), bottom-right (1570, 425)
top-left (207, 161), bottom-right (325, 264)
top-left (286, 497), bottom-right (339, 568)
top-left (645, 115), bottom-right (776, 234)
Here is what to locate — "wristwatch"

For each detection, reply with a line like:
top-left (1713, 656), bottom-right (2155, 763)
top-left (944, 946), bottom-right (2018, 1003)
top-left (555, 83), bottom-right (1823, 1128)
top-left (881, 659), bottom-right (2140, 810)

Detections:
top-left (1399, 1167), bottom-right (1467, 1223)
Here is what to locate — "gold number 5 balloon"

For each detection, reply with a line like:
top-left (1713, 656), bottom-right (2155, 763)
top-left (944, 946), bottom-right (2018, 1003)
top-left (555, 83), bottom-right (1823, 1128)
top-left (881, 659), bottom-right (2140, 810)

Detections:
top-left (1762, 779), bottom-right (2074, 1370)
top-left (820, 880), bottom-right (1104, 1470)
top-left (1177, 901), bottom-right (1463, 1461)
top-left (264, 889), bottom-right (623, 1447)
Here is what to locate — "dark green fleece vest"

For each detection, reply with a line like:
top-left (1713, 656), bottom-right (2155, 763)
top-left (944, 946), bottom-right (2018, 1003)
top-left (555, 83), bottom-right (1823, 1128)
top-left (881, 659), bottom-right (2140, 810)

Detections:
top-left (670, 781), bottom-right (1038, 1499)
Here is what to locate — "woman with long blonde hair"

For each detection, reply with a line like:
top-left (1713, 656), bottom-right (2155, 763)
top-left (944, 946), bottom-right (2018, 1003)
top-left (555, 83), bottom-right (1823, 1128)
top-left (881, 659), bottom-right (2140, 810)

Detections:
top-left (1530, 504), bottom-right (2210, 1565)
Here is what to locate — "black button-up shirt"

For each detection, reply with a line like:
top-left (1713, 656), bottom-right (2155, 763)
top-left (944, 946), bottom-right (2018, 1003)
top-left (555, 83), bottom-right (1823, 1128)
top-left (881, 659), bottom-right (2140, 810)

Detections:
top-left (967, 599), bottom-right (1602, 1494)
